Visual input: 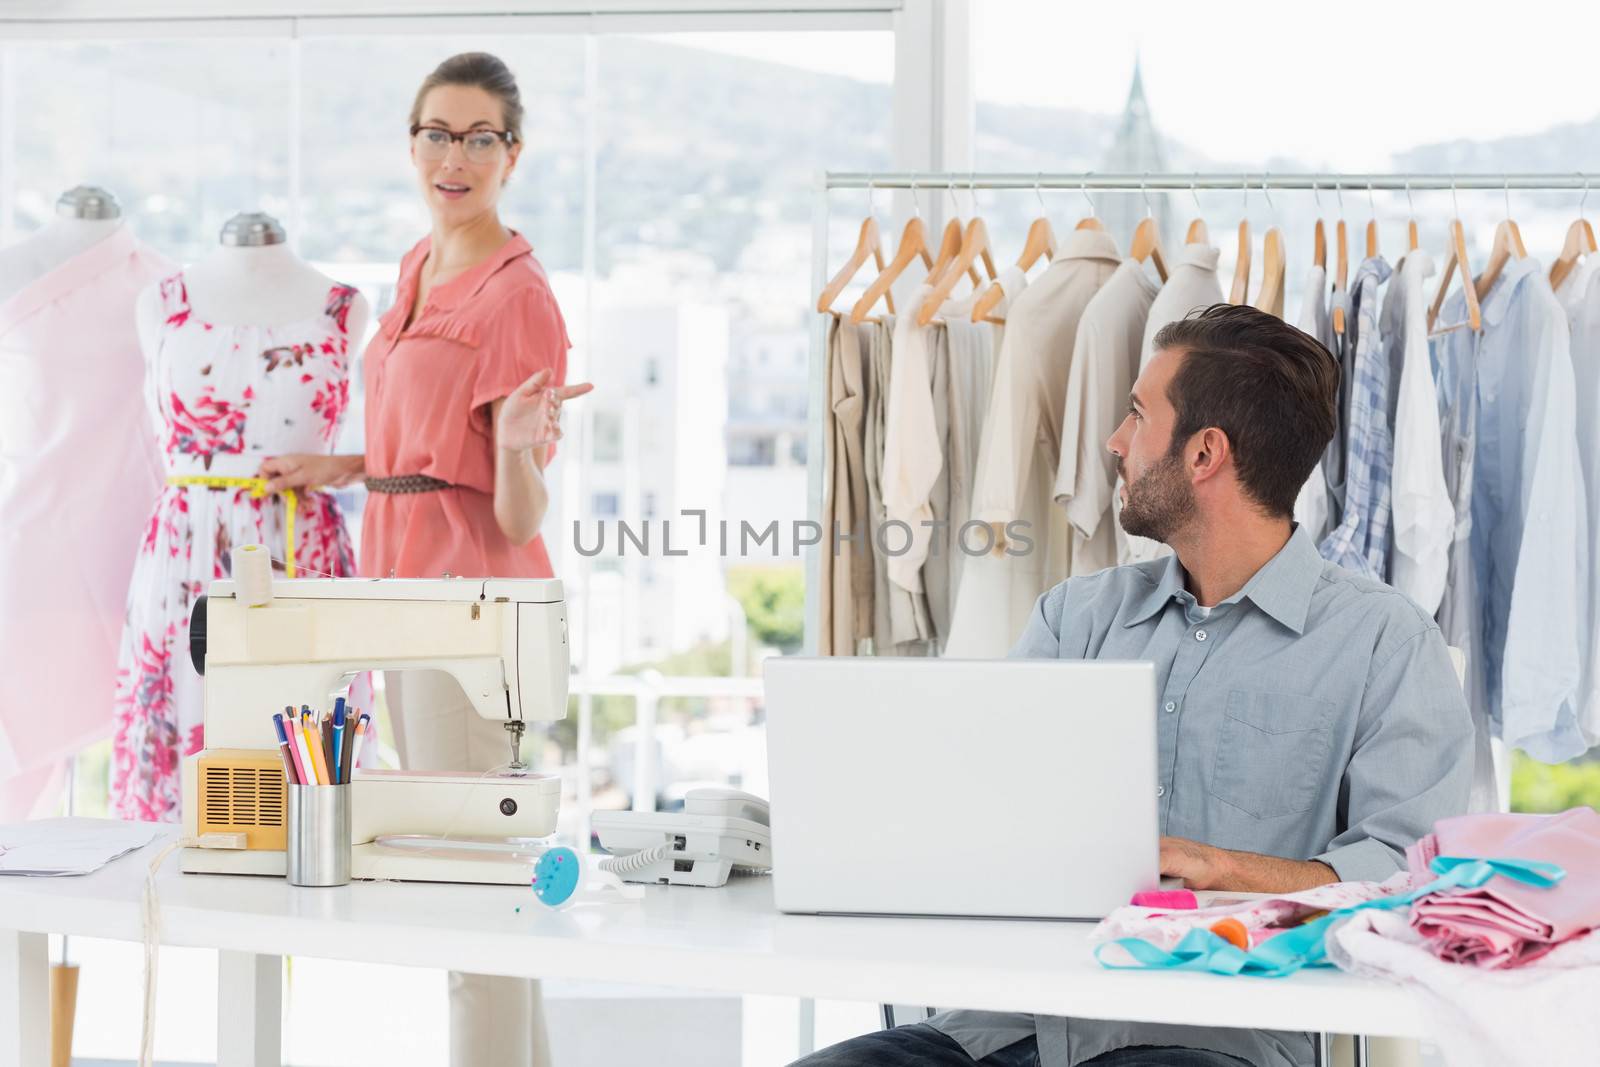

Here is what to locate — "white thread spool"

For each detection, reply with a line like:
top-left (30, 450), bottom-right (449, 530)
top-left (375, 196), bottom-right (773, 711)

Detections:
top-left (233, 543), bottom-right (274, 607)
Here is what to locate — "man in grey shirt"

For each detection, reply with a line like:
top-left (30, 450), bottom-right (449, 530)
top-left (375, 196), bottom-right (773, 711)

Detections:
top-left (793, 304), bottom-right (1473, 1067)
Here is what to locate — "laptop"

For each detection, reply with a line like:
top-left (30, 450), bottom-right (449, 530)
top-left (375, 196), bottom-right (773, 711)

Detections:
top-left (764, 658), bottom-right (1159, 921)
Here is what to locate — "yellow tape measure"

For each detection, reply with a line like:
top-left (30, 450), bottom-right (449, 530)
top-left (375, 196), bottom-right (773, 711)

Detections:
top-left (164, 476), bottom-right (301, 577)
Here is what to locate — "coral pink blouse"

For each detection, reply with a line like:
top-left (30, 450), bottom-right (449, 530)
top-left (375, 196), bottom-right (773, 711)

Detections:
top-left (362, 232), bottom-right (570, 579)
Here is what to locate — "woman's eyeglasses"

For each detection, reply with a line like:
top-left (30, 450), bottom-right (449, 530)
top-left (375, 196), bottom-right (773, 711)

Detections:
top-left (410, 124), bottom-right (515, 164)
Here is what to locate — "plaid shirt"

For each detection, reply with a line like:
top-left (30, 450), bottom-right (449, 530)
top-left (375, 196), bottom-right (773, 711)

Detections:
top-left (1320, 256), bottom-right (1394, 578)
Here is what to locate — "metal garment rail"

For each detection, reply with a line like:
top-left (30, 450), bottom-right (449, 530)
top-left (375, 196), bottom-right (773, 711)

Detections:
top-left (803, 169), bottom-right (1598, 656)
top-left (820, 171), bottom-right (1598, 191)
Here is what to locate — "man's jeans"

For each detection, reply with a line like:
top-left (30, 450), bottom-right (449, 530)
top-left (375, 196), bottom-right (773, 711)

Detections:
top-left (791, 1023), bottom-right (1256, 1067)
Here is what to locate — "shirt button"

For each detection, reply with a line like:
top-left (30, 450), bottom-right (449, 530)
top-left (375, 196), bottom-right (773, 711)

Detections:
top-left (1164, 701), bottom-right (1177, 713)
top-left (1157, 786), bottom-right (1166, 798)
top-left (1195, 629), bottom-right (1208, 642)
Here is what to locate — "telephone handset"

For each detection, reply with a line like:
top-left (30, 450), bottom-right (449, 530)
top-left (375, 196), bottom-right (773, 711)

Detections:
top-left (591, 786), bottom-right (772, 888)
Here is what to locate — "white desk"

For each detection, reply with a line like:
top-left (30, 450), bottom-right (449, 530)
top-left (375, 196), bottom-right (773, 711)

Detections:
top-left (0, 825), bottom-right (1424, 1066)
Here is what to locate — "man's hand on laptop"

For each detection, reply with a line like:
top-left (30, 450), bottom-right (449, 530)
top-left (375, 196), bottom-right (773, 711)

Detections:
top-left (1159, 836), bottom-right (1339, 893)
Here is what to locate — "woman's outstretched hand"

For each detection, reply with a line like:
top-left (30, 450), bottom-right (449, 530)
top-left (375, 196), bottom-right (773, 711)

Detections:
top-left (496, 368), bottom-right (594, 453)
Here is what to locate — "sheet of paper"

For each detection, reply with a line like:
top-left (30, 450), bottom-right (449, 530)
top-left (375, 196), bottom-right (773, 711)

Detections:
top-left (0, 817), bottom-right (159, 876)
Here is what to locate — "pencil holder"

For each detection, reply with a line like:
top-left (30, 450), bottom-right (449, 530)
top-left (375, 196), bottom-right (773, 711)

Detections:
top-left (286, 784), bottom-right (352, 887)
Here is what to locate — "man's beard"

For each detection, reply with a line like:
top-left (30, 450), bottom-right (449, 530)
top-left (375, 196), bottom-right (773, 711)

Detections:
top-left (1118, 448), bottom-right (1197, 543)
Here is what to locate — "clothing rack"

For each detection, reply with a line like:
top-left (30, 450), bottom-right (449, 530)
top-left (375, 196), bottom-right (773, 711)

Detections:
top-left (820, 171), bottom-right (1599, 191)
top-left (803, 170), bottom-right (1599, 653)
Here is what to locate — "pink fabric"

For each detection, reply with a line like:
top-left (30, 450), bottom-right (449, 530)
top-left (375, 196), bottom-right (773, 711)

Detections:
top-left (1091, 875), bottom-right (1409, 952)
top-left (1406, 807), bottom-right (1600, 968)
top-left (361, 232), bottom-right (570, 580)
top-left (0, 226), bottom-right (170, 789)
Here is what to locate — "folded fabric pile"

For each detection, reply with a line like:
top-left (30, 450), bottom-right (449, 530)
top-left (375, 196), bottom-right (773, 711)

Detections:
top-left (1327, 807), bottom-right (1600, 1067)
top-left (1402, 806), bottom-right (1600, 967)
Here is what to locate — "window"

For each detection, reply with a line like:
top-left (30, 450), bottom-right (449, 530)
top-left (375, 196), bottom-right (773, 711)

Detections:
top-left (8, 39), bottom-right (292, 261)
top-left (728, 434), bottom-right (777, 467)
top-left (644, 357), bottom-right (660, 386)
top-left (592, 411), bottom-right (624, 464)
top-left (591, 492), bottom-right (620, 517)
top-left (642, 491), bottom-right (658, 518)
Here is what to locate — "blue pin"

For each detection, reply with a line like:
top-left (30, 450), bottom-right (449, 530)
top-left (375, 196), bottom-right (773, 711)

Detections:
top-left (531, 847), bottom-right (583, 907)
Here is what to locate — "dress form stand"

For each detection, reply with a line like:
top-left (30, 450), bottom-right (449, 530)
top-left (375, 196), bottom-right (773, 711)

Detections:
top-left (0, 186), bottom-right (125, 306)
top-left (0, 185), bottom-right (141, 1067)
top-left (135, 212), bottom-right (371, 346)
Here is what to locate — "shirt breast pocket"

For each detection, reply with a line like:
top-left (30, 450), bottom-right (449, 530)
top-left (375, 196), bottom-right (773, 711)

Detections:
top-left (1209, 689), bottom-right (1335, 819)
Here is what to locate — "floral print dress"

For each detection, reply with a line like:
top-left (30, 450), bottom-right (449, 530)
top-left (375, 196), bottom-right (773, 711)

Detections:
top-left (111, 274), bottom-right (361, 821)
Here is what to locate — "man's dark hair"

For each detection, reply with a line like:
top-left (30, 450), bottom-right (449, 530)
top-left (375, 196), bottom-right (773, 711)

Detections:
top-left (1150, 303), bottom-right (1340, 518)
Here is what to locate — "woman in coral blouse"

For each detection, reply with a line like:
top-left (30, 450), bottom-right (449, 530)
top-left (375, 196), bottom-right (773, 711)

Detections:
top-left (260, 52), bottom-right (590, 1067)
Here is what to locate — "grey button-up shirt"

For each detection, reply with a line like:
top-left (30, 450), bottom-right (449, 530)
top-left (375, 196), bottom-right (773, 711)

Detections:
top-left (930, 526), bottom-right (1473, 1067)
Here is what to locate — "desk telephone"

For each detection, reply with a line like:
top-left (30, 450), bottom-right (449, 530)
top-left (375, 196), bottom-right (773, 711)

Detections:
top-left (592, 787), bottom-right (772, 888)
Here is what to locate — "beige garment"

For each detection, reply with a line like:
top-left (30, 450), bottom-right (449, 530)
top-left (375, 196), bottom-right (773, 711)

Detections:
top-left (1054, 258), bottom-right (1159, 573)
top-left (822, 316), bottom-right (874, 654)
top-left (940, 272), bottom-right (1010, 629)
top-left (947, 230), bottom-right (1120, 654)
top-left (861, 315), bottom-right (934, 652)
top-left (922, 322), bottom-right (955, 640)
top-left (881, 286), bottom-right (940, 594)
top-left (1122, 243), bottom-right (1223, 564)
top-left (817, 317), bottom-right (839, 656)
top-left (386, 670), bottom-right (553, 1067)
top-left (1138, 243), bottom-right (1223, 369)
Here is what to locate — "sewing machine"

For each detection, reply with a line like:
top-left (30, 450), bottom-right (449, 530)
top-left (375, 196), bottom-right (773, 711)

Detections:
top-left (178, 571), bottom-right (569, 885)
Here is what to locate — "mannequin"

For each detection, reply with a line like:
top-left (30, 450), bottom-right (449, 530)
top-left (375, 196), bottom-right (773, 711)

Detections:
top-left (0, 186), bottom-right (169, 827)
top-left (113, 211), bottom-right (370, 821)
top-left (0, 186), bottom-right (125, 305)
top-left (134, 212), bottom-right (371, 350)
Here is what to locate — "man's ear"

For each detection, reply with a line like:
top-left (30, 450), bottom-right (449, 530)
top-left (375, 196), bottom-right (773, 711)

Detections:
top-left (1190, 427), bottom-right (1231, 486)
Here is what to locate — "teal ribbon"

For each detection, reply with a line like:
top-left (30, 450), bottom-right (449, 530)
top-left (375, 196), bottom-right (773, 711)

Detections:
top-left (1093, 856), bottom-right (1564, 978)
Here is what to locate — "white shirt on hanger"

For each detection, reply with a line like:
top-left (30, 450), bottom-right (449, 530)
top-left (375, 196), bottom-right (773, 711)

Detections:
top-left (1055, 257), bottom-right (1159, 572)
top-left (1122, 242), bottom-right (1223, 565)
top-left (1293, 264), bottom-right (1334, 541)
top-left (881, 285), bottom-right (941, 594)
top-left (945, 229), bottom-right (1120, 655)
top-left (1385, 250), bottom-right (1454, 614)
top-left (1556, 257), bottom-right (1600, 746)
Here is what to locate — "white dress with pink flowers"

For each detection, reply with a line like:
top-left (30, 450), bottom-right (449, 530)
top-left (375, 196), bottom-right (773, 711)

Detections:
top-left (111, 273), bottom-right (360, 821)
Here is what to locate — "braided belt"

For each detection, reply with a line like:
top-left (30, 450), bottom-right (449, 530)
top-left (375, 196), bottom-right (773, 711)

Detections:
top-left (364, 474), bottom-right (457, 494)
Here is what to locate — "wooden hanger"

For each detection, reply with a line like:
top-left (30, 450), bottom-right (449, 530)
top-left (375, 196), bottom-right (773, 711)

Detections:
top-left (1426, 217), bottom-right (1482, 333)
top-left (1130, 216), bottom-right (1169, 283)
top-left (816, 213), bottom-right (890, 315)
top-left (1075, 181), bottom-right (1103, 230)
top-left (971, 211), bottom-right (1055, 323)
top-left (1229, 218), bottom-right (1251, 304)
top-left (1308, 182), bottom-right (1327, 270)
top-left (1183, 179), bottom-right (1208, 244)
top-left (920, 216), bottom-right (997, 326)
top-left (1472, 217), bottom-right (1528, 298)
top-left (1549, 217), bottom-right (1597, 293)
top-left (1549, 181), bottom-right (1596, 293)
top-left (1405, 181), bottom-right (1419, 253)
top-left (849, 213), bottom-right (932, 324)
top-left (1254, 227), bottom-right (1286, 316)
top-left (928, 217), bottom-right (981, 291)
top-left (1333, 219), bottom-right (1350, 334)
top-left (1363, 182), bottom-right (1379, 259)
top-left (1128, 183), bottom-right (1168, 283)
